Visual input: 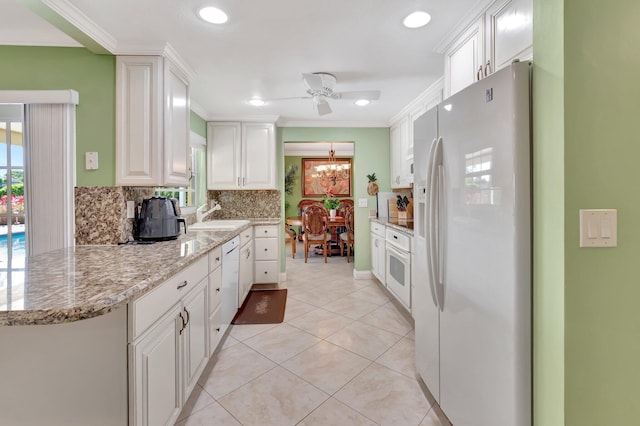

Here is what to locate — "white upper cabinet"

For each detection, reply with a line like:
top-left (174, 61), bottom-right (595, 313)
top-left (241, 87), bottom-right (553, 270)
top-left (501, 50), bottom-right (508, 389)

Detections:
top-left (207, 122), bottom-right (276, 190)
top-left (390, 116), bottom-right (411, 189)
top-left (116, 55), bottom-right (190, 187)
top-left (445, 18), bottom-right (484, 98)
top-left (389, 79), bottom-right (443, 189)
top-left (485, 0), bottom-right (533, 71)
top-left (442, 0), bottom-right (532, 98)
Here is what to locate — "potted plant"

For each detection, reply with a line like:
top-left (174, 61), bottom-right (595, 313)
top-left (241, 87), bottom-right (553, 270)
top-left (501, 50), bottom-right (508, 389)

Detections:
top-left (323, 195), bottom-right (341, 219)
top-left (366, 173), bottom-right (379, 196)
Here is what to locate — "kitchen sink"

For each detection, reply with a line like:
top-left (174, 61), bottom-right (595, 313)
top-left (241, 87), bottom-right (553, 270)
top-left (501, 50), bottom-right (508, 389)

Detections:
top-left (188, 220), bottom-right (250, 231)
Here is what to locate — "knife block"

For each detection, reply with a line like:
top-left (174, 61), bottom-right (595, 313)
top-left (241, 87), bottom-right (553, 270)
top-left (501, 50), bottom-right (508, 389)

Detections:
top-left (388, 198), bottom-right (413, 219)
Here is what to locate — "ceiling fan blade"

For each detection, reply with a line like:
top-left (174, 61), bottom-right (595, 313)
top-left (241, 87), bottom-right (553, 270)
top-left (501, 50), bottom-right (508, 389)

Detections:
top-left (333, 90), bottom-right (381, 100)
top-left (302, 73), bottom-right (325, 92)
top-left (316, 99), bottom-right (332, 116)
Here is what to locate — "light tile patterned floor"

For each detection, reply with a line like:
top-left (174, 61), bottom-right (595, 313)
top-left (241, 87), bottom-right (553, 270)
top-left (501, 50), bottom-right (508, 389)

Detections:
top-left (176, 241), bottom-right (451, 426)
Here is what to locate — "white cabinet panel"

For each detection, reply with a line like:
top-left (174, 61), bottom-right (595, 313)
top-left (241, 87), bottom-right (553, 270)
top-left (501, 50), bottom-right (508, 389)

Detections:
top-left (207, 122), bottom-right (275, 189)
top-left (182, 279), bottom-right (208, 399)
top-left (207, 122), bottom-right (242, 189)
top-left (370, 230), bottom-right (386, 283)
top-left (254, 238), bottom-right (278, 261)
top-left (445, 18), bottom-right (483, 98)
top-left (243, 123), bottom-right (276, 188)
top-left (116, 55), bottom-right (190, 186)
top-left (239, 242), bottom-right (254, 306)
top-left (164, 64), bottom-right (191, 186)
top-left (485, 0), bottom-right (533, 70)
top-left (130, 305), bottom-right (181, 426)
top-left (390, 116), bottom-right (411, 188)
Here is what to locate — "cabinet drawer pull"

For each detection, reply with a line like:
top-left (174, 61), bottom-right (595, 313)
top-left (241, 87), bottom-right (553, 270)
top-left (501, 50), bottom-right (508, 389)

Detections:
top-left (178, 312), bottom-right (186, 334)
top-left (264, 230), bottom-right (268, 234)
top-left (177, 280), bottom-right (188, 290)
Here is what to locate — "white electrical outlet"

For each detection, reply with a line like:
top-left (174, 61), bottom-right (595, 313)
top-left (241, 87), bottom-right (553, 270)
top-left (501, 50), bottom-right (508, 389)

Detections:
top-left (85, 152), bottom-right (99, 170)
top-left (126, 201), bottom-right (135, 219)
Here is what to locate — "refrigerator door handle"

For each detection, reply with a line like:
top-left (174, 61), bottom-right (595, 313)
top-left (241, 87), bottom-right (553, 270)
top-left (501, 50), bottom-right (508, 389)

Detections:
top-left (432, 138), bottom-right (444, 310)
top-left (437, 162), bottom-right (446, 293)
top-left (426, 137), bottom-right (439, 308)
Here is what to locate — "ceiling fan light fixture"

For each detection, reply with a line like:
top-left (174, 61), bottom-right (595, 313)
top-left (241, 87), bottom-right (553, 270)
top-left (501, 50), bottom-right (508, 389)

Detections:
top-left (198, 6), bottom-right (229, 24)
top-left (355, 99), bottom-right (370, 106)
top-left (403, 11), bottom-right (431, 28)
top-left (248, 98), bottom-right (266, 107)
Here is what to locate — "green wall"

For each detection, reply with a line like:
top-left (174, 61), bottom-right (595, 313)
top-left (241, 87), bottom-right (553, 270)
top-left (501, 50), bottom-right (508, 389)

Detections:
top-left (279, 128), bottom-right (390, 273)
top-left (532, 0), bottom-right (565, 424)
top-left (190, 110), bottom-right (206, 138)
top-left (0, 46), bottom-right (115, 186)
top-left (564, 1), bottom-right (640, 424)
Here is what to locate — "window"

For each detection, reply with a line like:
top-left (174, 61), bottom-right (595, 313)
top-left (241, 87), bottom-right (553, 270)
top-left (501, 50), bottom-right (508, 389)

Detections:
top-left (155, 131), bottom-right (207, 210)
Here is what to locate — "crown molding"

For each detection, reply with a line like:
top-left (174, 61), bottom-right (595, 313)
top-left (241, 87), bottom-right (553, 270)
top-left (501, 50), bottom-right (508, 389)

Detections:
top-left (434, 0), bottom-right (495, 54)
top-left (207, 115), bottom-right (280, 123)
top-left (389, 77), bottom-right (444, 124)
top-left (189, 101), bottom-right (209, 122)
top-left (115, 41), bottom-right (196, 81)
top-left (277, 119), bottom-right (390, 128)
top-left (39, 0), bottom-right (117, 53)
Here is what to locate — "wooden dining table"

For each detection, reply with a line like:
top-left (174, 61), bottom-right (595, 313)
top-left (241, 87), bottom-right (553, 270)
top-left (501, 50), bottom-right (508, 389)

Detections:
top-left (286, 215), bottom-right (346, 255)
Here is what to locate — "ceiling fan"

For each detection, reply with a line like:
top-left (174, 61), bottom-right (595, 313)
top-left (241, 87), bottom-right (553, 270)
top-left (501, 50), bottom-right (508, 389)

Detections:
top-left (265, 72), bottom-right (381, 116)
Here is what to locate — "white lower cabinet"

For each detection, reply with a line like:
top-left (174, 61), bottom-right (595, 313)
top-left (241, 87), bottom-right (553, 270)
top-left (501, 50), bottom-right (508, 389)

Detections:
top-left (129, 258), bottom-right (209, 426)
top-left (130, 304), bottom-right (182, 426)
top-left (254, 225), bottom-right (279, 283)
top-left (370, 222), bottom-right (386, 283)
top-left (182, 279), bottom-right (208, 398)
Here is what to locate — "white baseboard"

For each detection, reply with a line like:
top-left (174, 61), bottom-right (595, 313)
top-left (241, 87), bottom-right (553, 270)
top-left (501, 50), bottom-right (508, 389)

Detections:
top-left (353, 269), bottom-right (373, 280)
top-left (280, 272), bottom-right (287, 283)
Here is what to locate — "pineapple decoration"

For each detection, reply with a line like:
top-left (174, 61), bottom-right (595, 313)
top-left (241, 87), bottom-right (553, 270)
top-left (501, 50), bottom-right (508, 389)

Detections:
top-left (366, 173), bottom-right (379, 196)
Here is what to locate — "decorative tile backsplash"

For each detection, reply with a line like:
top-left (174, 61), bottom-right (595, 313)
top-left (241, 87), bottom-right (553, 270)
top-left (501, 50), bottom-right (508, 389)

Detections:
top-left (207, 190), bottom-right (281, 219)
top-left (75, 186), bottom-right (153, 245)
top-left (75, 187), bottom-right (281, 245)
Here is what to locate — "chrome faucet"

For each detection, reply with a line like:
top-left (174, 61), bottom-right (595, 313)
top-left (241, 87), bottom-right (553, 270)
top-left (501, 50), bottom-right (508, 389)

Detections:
top-left (196, 201), bottom-right (221, 222)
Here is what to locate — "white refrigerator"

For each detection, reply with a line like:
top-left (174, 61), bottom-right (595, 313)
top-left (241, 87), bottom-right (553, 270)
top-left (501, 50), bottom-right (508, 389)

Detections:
top-left (413, 61), bottom-right (531, 426)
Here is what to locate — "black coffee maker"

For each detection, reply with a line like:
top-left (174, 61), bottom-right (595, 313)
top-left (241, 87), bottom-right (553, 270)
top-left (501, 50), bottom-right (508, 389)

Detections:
top-left (135, 197), bottom-right (186, 241)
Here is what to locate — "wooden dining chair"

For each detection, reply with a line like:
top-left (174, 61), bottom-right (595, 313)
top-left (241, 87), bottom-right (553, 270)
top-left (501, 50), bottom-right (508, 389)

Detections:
top-left (284, 224), bottom-right (296, 259)
top-left (302, 204), bottom-right (331, 263)
top-left (339, 206), bottom-right (355, 262)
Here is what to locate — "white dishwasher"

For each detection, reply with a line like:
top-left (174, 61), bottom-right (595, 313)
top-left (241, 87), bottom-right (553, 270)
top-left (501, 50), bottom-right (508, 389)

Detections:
top-left (220, 236), bottom-right (239, 334)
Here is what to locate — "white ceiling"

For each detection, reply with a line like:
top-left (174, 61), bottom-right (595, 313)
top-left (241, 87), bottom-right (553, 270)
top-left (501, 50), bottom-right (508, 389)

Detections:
top-left (2, 0), bottom-right (485, 126)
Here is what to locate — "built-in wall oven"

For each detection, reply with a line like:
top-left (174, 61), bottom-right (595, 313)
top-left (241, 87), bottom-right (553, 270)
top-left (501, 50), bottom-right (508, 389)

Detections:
top-left (385, 228), bottom-right (411, 310)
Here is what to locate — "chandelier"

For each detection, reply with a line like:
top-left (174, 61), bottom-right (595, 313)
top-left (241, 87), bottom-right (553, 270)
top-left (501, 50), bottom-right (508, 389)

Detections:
top-left (314, 144), bottom-right (350, 184)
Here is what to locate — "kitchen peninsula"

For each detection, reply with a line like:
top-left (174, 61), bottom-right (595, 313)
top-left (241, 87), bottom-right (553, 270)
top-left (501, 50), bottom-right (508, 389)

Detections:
top-left (0, 219), bottom-right (278, 426)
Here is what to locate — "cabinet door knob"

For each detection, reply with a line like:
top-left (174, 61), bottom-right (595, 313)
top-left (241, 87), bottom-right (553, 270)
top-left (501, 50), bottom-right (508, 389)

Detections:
top-left (215, 256), bottom-right (220, 261)
top-left (177, 280), bottom-right (188, 290)
top-left (264, 271), bottom-right (268, 274)
top-left (216, 327), bottom-right (220, 332)
top-left (216, 287), bottom-right (221, 292)
top-left (264, 248), bottom-right (268, 251)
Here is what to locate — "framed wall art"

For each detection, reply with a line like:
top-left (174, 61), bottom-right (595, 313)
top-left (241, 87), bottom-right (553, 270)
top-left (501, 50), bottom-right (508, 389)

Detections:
top-left (302, 157), bottom-right (352, 197)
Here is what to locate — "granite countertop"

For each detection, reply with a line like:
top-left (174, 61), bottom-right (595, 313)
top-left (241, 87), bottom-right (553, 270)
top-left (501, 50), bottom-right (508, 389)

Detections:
top-left (370, 217), bottom-right (415, 235)
top-left (0, 218), bottom-right (280, 327)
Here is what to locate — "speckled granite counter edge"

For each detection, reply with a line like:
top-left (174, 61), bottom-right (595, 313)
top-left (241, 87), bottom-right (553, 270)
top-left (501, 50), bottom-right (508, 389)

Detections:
top-left (369, 217), bottom-right (414, 236)
top-left (1, 219), bottom-right (280, 327)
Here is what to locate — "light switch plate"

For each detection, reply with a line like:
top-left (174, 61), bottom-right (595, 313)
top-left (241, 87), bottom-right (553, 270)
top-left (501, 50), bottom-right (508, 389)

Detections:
top-left (358, 198), bottom-right (368, 208)
top-left (579, 209), bottom-right (617, 247)
top-left (85, 152), bottom-right (99, 170)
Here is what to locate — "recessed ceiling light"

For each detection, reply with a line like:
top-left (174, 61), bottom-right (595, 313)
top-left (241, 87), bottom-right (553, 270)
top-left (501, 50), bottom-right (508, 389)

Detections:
top-left (248, 98), bottom-right (265, 107)
top-left (198, 6), bottom-right (229, 24)
top-left (355, 99), bottom-right (370, 107)
top-left (403, 11), bottom-right (431, 28)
